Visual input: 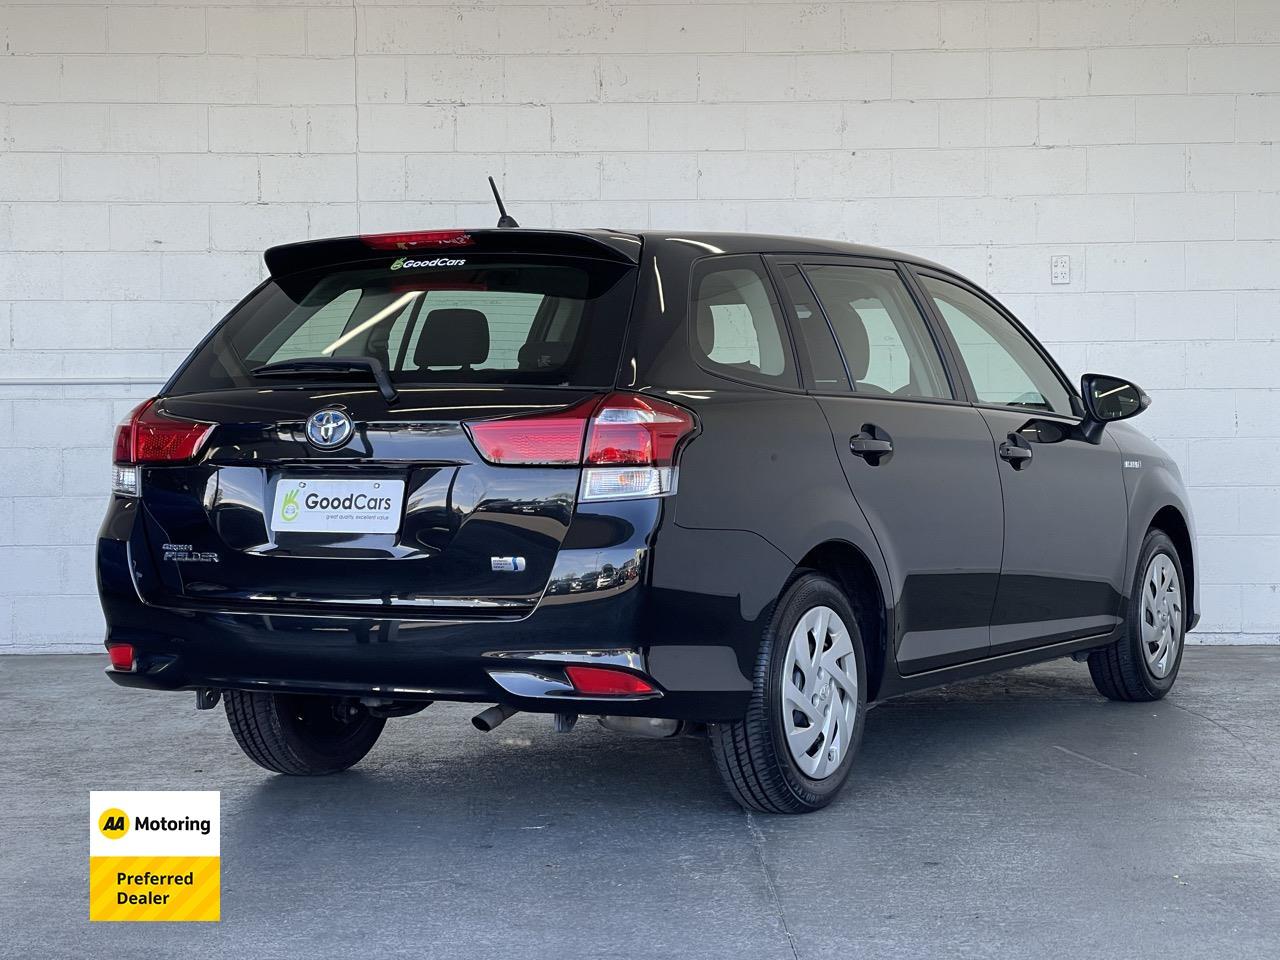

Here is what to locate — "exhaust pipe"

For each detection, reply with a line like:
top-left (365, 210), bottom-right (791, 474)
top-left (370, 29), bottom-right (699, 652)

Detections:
top-left (598, 716), bottom-right (685, 739)
top-left (472, 703), bottom-right (519, 732)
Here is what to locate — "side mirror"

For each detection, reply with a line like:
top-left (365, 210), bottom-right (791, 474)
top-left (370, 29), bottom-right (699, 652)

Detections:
top-left (1079, 373), bottom-right (1149, 442)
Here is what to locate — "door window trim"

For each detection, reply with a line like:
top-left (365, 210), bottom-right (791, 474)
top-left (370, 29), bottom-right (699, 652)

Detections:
top-left (905, 265), bottom-right (1085, 422)
top-left (765, 254), bottom-right (971, 409)
top-left (763, 258), bottom-right (851, 395)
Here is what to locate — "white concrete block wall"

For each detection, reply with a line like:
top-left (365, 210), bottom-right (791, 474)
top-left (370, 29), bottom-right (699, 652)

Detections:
top-left (1, 0), bottom-right (1278, 651)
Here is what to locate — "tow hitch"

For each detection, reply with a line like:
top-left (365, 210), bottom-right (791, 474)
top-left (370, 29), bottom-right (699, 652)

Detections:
top-left (195, 688), bottom-right (221, 710)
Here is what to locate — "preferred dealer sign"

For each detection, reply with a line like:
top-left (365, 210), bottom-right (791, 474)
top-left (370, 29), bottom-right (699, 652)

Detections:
top-left (89, 791), bottom-right (220, 921)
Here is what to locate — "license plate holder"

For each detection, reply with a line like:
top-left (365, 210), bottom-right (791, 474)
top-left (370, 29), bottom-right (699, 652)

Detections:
top-left (269, 478), bottom-right (405, 534)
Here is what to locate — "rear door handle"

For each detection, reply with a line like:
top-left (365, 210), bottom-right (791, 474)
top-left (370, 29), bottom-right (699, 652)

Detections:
top-left (850, 427), bottom-right (893, 465)
top-left (998, 434), bottom-right (1033, 469)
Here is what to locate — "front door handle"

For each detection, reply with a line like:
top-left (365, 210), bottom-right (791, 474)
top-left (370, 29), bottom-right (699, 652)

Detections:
top-left (850, 426), bottom-right (893, 465)
top-left (998, 434), bottom-right (1033, 469)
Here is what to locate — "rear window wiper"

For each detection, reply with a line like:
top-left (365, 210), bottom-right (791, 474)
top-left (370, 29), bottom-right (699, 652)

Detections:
top-left (250, 356), bottom-right (398, 403)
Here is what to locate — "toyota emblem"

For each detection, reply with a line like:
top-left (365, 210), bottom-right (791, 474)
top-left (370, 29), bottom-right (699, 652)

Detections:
top-left (305, 409), bottom-right (354, 450)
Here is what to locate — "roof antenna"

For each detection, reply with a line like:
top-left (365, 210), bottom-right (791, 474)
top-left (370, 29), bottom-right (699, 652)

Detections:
top-left (488, 176), bottom-right (519, 229)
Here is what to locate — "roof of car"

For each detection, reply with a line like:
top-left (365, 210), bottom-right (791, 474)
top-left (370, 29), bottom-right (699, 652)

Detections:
top-left (631, 231), bottom-right (949, 271)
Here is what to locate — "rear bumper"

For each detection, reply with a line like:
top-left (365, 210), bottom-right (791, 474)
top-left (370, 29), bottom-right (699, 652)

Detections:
top-left (100, 594), bottom-right (750, 721)
top-left (98, 500), bottom-right (795, 722)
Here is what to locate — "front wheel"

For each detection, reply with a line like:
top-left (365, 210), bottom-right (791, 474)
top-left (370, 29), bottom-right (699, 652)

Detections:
top-left (708, 573), bottom-right (867, 814)
top-left (1088, 529), bottom-right (1187, 702)
top-left (224, 690), bottom-right (386, 775)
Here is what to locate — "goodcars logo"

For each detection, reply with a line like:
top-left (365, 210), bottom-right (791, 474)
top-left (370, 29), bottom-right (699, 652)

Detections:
top-left (304, 492), bottom-right (394, 512)
top-left (390, 256), bottom-right (466, 270)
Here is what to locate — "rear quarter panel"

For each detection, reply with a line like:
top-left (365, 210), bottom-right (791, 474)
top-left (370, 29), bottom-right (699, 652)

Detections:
top-left (627, 240), bottom-right (896, 687)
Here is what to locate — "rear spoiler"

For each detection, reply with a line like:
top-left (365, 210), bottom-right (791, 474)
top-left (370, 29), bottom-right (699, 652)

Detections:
top-left (264, 229), bottom-right (643, 278)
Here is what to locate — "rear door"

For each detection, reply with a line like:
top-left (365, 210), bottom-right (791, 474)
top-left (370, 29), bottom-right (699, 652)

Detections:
top-left (771, 257), bottom-right (1004, 674)
top-left (912, 270), bottom-right (1130, 654)
top-left (134, 245), bottom-right (638, 617)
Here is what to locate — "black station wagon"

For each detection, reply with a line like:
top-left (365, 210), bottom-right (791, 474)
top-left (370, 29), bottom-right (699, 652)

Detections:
top-left (98, 227), bottom-right (1198, 813)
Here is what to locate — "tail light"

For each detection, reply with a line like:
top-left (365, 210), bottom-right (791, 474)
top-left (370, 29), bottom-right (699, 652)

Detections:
top-left (564, 665), bottom-right (656, 696)
top-left (465, 397), bottom-right (598, 466)
top-left (111, 398), bottom-right (214, 496)
top-left (581, 393), bottom-right (695, 502)
top-left (464, 392), bottom-right (697, 502)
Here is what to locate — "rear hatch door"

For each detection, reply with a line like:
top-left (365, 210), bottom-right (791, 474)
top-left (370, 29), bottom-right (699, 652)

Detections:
top-left (131, 234), bottom-right (639, 617)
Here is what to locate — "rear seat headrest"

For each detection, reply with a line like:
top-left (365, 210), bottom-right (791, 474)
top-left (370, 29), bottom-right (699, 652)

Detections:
top-left (518, 341), bottom-right (571, 371)
top-left (415, 308), bottom-right (489, 368)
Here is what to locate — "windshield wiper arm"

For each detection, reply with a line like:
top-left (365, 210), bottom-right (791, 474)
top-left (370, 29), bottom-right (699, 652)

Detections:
top-left (251, 356), bottom-right (398, 403)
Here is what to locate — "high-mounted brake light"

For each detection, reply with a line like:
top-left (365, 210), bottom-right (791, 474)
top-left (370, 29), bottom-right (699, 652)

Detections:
top-left (111, 399), bottom-right (214, 496)
top-left (463, 392), bottom-right (697, 502)
top-left (361, 230), bottom-right (475, 251)
top-left (564, 665), bottom-right (656, 696)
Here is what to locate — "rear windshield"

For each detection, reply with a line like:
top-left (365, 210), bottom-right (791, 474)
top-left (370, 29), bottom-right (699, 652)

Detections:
top-left (169, 255), bottom-right (638, 393)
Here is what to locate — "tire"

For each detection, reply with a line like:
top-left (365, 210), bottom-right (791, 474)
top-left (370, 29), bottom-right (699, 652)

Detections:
top-left (1088, 529), bottom-right (1187, 702)
top-left (224, 690), bottom-right (386, 775)
top-left (708, 572), bottom-right (868, 814)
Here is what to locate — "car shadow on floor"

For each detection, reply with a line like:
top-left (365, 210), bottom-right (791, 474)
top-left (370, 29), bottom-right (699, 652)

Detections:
top-left (226, 658), bottom-right (1169, 832)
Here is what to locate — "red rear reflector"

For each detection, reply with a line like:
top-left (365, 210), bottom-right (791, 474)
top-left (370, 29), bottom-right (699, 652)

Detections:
top-left (362, 230), bottom-right (474, 250)
top-left (464, 397), bottom-right (597, 465)
top-left (113, 399), bottom-right (214, 465)
top-left (107, 644), bottom-right (135, 671)
top-left (564, 665), bottom-right (655, 696)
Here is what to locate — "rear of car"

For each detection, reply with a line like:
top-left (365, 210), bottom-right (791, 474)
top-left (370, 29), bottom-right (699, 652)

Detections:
top-left (96, 230), bottom-right (752, 756)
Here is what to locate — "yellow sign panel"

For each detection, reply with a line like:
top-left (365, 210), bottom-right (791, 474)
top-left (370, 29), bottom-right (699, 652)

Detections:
top-left (89, 856), bottom-right (220, 922)
top-left (89, 791), bottom-right (220, 922)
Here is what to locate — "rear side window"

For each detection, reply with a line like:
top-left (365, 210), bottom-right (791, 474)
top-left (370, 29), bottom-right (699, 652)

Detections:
top-left (169, 256), bottom-right (637, 392)
top-left (803, 264), bottom-right (951, 400)
top-left (690, 256), bottom-right (796, 388)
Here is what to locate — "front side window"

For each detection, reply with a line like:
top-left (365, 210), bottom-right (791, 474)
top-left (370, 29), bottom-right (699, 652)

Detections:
top-left (920, 275), bottom-right (1072, 415)
top-left (803, 264), bottom-right (951, 400)
top-left (691, 257), bottom-right (796, 388)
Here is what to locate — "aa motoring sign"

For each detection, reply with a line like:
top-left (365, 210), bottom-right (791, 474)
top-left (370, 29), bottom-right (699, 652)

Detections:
top-left (89, 791), bottom-right (220, 922)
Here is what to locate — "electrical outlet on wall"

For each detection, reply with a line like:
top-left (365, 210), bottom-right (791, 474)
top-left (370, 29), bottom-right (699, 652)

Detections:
top-left (1050, 255), bottom-right (1071, 285)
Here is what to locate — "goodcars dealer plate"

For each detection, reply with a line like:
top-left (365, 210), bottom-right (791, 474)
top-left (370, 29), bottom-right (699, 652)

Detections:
top-left (270, 478), bottom-right (405, 534)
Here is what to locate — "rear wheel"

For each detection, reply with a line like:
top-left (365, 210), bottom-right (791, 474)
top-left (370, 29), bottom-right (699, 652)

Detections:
top-left (224, 690), bottom-right (386, 775)
top-left (708, 573), bottom-right (867, 814)
top-left (1088, 529), bottom-right (1186, 702)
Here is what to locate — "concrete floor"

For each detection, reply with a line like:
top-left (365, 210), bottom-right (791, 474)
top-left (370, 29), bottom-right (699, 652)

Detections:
top-left (2, 648), bottom-right (1278, 960)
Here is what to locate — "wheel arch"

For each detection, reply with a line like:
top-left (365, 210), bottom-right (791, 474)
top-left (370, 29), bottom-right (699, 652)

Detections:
top-left (1148, 504), bottom-right (1196, 631)
top-left (796, 540), bottom-right (890, 701)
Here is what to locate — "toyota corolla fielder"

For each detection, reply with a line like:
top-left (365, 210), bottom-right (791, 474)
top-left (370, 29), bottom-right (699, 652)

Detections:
top-left (98, 228), bottom-right (1197, 813)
